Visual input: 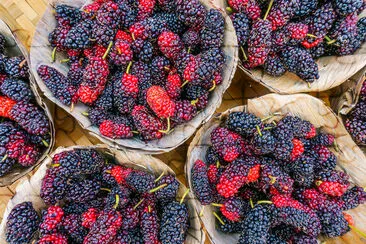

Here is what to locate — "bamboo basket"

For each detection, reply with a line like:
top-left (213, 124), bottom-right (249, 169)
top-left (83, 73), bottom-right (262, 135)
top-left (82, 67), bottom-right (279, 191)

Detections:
top-left (185, 94), bottom-right (366, 244)
top-left (214, 0), bottom-right (366, 94)
top-left (0, 19), bottom-right (55, 186)
top-left (0, 145), bottom-right (205, 243)
top-left (30, 0), bottom-right (238, 154)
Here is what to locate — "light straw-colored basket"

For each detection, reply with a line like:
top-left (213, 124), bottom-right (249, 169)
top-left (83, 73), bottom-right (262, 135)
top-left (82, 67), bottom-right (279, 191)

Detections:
top-left (0, 19), bottom-right (55, 186)
top-left (0, 144), bottom-right (205, 243)
top-left (30, 0), bottom-right (238, 154)
top-left (186, 94), bottom-right (366, 244)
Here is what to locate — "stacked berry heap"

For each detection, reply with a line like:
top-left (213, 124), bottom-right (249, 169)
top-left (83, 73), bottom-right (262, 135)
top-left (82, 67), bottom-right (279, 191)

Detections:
top-left (0, 32), bottom-right (51, 178)
top-left (191, 111), bottom-right (366, 243)
top-left (6, 148), bottom-right (190, 243)
top-left (229, 0), bottom-right (366, 83)
top-left (38, 1), bottom-right (226, 141)
top-left (345, 80), bottom-right (366, 145)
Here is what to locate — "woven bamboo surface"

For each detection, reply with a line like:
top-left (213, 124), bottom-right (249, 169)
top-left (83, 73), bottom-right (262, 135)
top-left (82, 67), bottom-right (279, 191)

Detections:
top-left (0, 0), bottom-right (350, 241)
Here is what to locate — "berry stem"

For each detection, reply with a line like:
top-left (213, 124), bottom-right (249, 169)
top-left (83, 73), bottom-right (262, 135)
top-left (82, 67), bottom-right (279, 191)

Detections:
top-left (334, 139), bottom-right (340, 152)
top-left (51, 163), bottom-right (60, 168)
top-left (208, 80), bottom-right (216, 92)
top-left (213, 212), bottom-right (225, 225)
top-left (70, 103), bottom-right (75, 112)
top-left (307, 82), bottom-right (311, 88)
top-left (126, 61), bottom-right (133, 74)
top-left (42, 139), bottom-right (49, 147)
top-left (256, 125), bottom-right (262, 137)
top-left (240, 46), bottom-right (248, 61)
top-left (180, 189), bottom-right (190, 204)
top-left (257, 200), bottom-right (273, 204)
top-left (249, 198), bottom-right (254, 208)
top-left (216, 161), bottom-right (220, 168)
top-left (51, 47), bottom-right (57, 63)
top-left (133, 198), bottom-right (144, 209)
top-left (1, 154), bottom-right (7, 162)
top-left (149, 183), bottom-right (168, 193)
top-left (81, 111), bottom-right (89, 116)
top-left (263, 0), bottom-right (274, 20)
top-left (306, 34), bottom-right (318, 39)
top-left (158, 117), bottom-right (171, 134)
top-left (324, 36), bottom-right (336, 45)
top-left (349, 225), bottom-right (366, 239)
top-left (102, 41), bottom-right (113, 60)
top-left (226, 7), bottom-right (233, 13)
top-left (131, 131), bottom-right (139, 134)
top-left (187, 47), bottom-right (191, 54)
top-left (154, 171), bottom-right (165, 182)
top-left (113, 194), bottom-right (120, 209)
top-left (199, 207), bottom-right (204, 217)
top-left (315, 180), bottom-right (322, 186)
top-left (100, 188), bottom-right (111, 192)
top-left (181, 80), bottom-right (189, 88)
top-left (191, 98), bottom-right (198, 106)
top-left (60, 59), bottom-right (70, 63)
top-left (211, 203), bottom-right (223, 207)
top-left (105, 170), bottom-right (111, 174)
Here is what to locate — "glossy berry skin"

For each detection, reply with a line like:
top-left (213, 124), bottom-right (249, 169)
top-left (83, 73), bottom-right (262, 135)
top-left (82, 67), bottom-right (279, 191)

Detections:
top-left (211, 127), bottom-right (246, 162)
top-left (200, 9), bottom-right (225, 49)
top-left (267, 0), bottom-right (299, 31)
top-left (259, 164), bottom-right (294, 195)
top-left (220, 197), bottom-right (249, 222)
top-left (65, 178), bottom-right (101, 203)
top-left (231, 13), bottom-right (250, 47)
top-left (264, 53), bottom-right (286, 77)
top-left (62, 214), bottom-right (87, 242)
top-left (84, 208), bottom-right (122, 244)
top-left (226, 112), bottom-right (262, 137)
top-left (40, 168), bottom-right (67, 205)
top-left (238, 204), bottom-right (271, 244)
top-left (1, 78), bottom-right (33, 102)
top-left (140, 209), bottom-right (159, 244)
top-left (36, 233), bottom-right (68, 244)
top-left (334, 0), bottom-right (363, 16)
top-left (158, 31), bottom-right (183, 60)
top-left (39, 206), bottom-right (64, 234)
top-left (155, 175), bottom-right (179, 202)
top-left (82, 208), bottom-right (99, 229)
top-left (247, 19), bottom-right (272, 68)
top-left (3, 56), bottom-right (29, 79)
top-left (191, 159), bottom-right (214, 205)
top-left (294, 0), bottom-right (317, 17)
top-left (64, 19), bottom-right (93, 49)
top-left (159, 201), bottom-right (189, 243)
top-left (336, 186), bottom-right (366, 210)
top-left (6, 202), bottom-right (40, 244)
top-left (280, 46), bottom-right (319, 83)
top-left (315, 170), bottom-right (350, 197)
top-left (131, 105), bottom-right (163, 140)
top-left (217, 157), bottom-right (260, 198)
top-left (146, 86), bottom-right (175, 118)
top-left (99, 117), bottom-right (134, 139)
top-left (176, 0), bottom-right (206, 30)
top-left (37, 65), bottom-right (77, 106)
top-left (345, 118), bottom-right (366, 144)
top-left (172, 100), bottom-right (197, 124)
top-left (228, 0), bottom-right (261, 20)
top-left (126, 170), bottom-right (155, 193)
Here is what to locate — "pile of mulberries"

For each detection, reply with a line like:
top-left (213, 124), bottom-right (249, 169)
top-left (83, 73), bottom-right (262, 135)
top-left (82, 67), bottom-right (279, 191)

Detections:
top-left (191, 111), bottom-right (366, 243)
top-left (6, 148), bottom-right (190, 243)
top-left (0, 32), bottom-right (51, 178)
top-left (228, 0), bottom-right (366, 83)
top-left (38, 0), bottom-right (226, 141)
top-left (345, 80), bottom-right (366, 144)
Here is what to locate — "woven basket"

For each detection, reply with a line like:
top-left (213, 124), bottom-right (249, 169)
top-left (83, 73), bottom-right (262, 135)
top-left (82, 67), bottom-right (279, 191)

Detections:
top-left (214, 0), bottom-right (366, 94)
top-left (0, 144), bottom-right (205, 243)
top-left (30, 0), bottom-right (238, 154)
top-left (185, 94), bottom-right (366, 244)
top-left (0, 19), bottom-right (55, 186)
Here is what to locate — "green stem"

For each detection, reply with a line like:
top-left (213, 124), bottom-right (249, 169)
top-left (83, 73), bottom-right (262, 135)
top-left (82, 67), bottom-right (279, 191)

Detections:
top-left (1, 154), bottom-right (8, 162)
top-left (211, 203), bottom-right (223, 207)
top-left (113, 194), bottom-right (120, 209)
top-left (154, 172), bottom-right (165, 183)
top-left (226, 7), bottom-right (233, 13)
top-left (126, 61), bottom-right (133, 74)
top-left (51, 47), bottom-right (57, 63)
top-left (180, 189), bottom-right (190, 204)
top-left (213, 212), bottom-right (225, 225)
top-left (102, 41), bottom-right (113, 60)
top-left (208, 80), bottom-right (216, 92)
top-left (249, 198), bottom-right (254, 208)
top-left (349, 225), bottom-right (366, 239)
top-left (81, 111), bottom-right (89, 116)
top-left (149, 183), bottom-right (167, 193)
top-left (257, 200), bottom-right (273, 204)
top-left (240, 46), bottom-right (248, 61)
top-left (133, 199), bottom-right (144, 210)
top-left (158, 117), bottom-right (171, 134)
top-left (263, 0), bottom-right (274, 20)
top-left (306, 34), bottom-right (318, 39)
top-left (256, 125), bottom-right (262, 137)
top-left (42, 140), bottom-right (49, 147)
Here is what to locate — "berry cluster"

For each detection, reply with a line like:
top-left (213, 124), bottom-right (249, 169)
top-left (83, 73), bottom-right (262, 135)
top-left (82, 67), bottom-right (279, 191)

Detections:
top-left (0, 32), bottom-right (51, 178)
top-left (228, 0), bottom-right (366, 83)
top-left (191, 111), bottom-right (366, 243)
top-left (38, 1), bottom-right (226, 141)
top-left (345, 80), bottom-right (366, 144)
top-left (6, 148), bottom-right (190, 243)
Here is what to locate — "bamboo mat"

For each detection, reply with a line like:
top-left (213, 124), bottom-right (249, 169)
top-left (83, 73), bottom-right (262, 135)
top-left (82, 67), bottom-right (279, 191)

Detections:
top-left (0, 0), bottom-right (335, 241)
